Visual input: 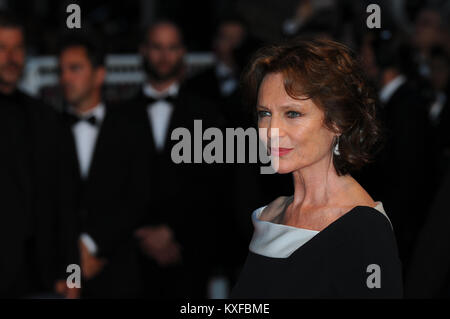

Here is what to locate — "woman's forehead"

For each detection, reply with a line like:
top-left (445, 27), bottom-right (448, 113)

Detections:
top-left (258, 78), bottom-right (312, 108)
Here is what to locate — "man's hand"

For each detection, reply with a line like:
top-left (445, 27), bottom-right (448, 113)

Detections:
top-left (54, 279), bottom-right (81, 299)
top-left (79, 240), bottom-right (107, 280)
top-left (134, 225), bottom-right (182, 266)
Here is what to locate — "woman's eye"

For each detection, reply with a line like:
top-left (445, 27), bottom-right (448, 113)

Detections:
top-left (286, 111), bottom-right (302, 118)
top-left (257, 110), bottom-right (271, 118)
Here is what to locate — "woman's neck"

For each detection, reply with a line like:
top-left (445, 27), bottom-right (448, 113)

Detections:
top-left (291, 156), bottom-right (349, 210)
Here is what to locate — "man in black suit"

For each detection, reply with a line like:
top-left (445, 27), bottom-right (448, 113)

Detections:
top-left (184, 16), bottom-right (261, 129)
top-left (184, 17), bottom-right (293, 294)
top-left (405, 163), bottom-right (450, 298)
top-left (186, 16), bottom-right (246, 105)
top-left (404, 46), bottom-right (450, 299)
top-left (57, 34), bottom-right (149, 298)
top-left (427, 46), bottom-right (450, 189)
top-left (359, 32), bottom-right (431, 273)
top-left (129, 20), bottom-right (225, 298)
top-left (0, 13), bottom-right (77, 298)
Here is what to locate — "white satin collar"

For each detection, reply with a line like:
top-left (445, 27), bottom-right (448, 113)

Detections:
top-left (249, 201), bottom-right (389, 258)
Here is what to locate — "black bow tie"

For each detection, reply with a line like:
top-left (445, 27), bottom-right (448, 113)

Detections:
top-left (63, 112), bottom-right (98, 127)
top-left (144, 95), bottom-right (178, 106)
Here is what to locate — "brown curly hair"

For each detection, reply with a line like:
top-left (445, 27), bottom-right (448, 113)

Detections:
top-left (242, 37), bottom-right (382, 175)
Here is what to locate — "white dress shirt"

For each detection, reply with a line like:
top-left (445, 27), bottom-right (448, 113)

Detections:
top-left (69, 103), bottom-right (105, 179)
top-left (68, 102), bottom-right (105, 255)
top-left (379, 75), bottom-right (406, 105)
top-left (143, 82), bottom-right (178, 151)
top-left (429, 92), bottom-right (447, 125)
top-left (215, 62), bottom-right (237, 97)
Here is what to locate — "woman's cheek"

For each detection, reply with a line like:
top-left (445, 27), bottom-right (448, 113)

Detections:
top-left (258, 117), bottom-right (270, 128)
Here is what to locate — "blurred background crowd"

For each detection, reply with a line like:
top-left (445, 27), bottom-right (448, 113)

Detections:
top-left (1, 0), bottom-right (450, 298)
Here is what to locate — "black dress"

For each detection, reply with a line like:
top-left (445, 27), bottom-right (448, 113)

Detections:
top-left (231, 202), bottom-right (403, 298)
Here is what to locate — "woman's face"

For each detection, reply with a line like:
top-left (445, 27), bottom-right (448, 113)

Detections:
top-left (257, 72), bottom-right (337, 174)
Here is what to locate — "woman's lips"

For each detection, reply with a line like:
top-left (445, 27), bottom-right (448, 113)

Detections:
top-left (270, 147), bottom-right (293, 156)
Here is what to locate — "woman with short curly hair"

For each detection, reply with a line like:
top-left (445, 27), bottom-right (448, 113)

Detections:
top-left (231, 38), bottom-right (403, 298)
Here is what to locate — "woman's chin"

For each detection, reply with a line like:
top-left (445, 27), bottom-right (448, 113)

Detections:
top-left (273, 164), bottom-right (295, 174)
top-left (267, 155), bottom-right (298, 174)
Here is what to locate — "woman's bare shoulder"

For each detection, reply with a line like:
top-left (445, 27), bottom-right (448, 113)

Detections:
top-left (341, 177), bottom-right (376, 209)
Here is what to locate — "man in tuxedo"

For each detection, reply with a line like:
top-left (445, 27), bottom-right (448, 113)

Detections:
top-left (359, 32), bottom-right (431, 273)
top-left (427, 46), bottom-right (450, 188)
top-left (186, 16), bottom-right (247, 105)
top-left (57, 34), bottom-right (149, 298)
top-left (184, 17), bottom-right (293, 294)
top-left (404, 46), bottom-right (450, 299)
top-left (129, 20), bottom-right (225, 298)
top-left (0, 13), bottom-right (77, 298)
top-left (185, 16), bottom-right (265, 129)
top-left (405, 163), bottom-right (450, 298)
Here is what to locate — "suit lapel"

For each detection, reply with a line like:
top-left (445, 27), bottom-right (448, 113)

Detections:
top-left (86, 106), bottom-right (112, 183)
top-left (136, 90), bottom-right (159, 156)
top-left (210, 70), bottom-right (222, 100)
top-left (161, 98), bottom-right (183, 154)
top-left (6, 105), bottom-right (34, 204)
top-left (64, 123), bottom-right (82, 184)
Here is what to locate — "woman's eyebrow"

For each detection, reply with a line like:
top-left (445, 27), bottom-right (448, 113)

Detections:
top-left (257, 104), bottom-right (303, 109)
top-left (278, 104), bottom-right (303, 109)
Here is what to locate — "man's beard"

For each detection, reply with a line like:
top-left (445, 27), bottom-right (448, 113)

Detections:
top-left (142, 58), bottom-right (183, 82)
top-left (0, 62), bottom-right (23, 88)
top-left (63, 85), bottom-right (94, 109)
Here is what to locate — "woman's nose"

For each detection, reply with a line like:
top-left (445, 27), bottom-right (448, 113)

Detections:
top-left (267, 116), bottom-right (285, 140)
